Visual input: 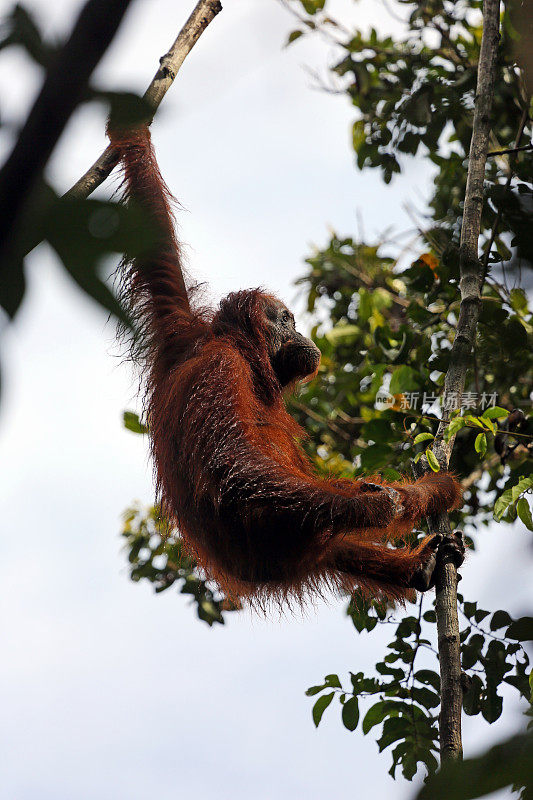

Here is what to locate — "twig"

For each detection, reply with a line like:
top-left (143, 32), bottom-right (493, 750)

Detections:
top-left (431, 19), bottom-right (467, 67)
top-left (487, 142), bottom-right (532, 156)
top-left (66, 0), bottom-right (222, 201)
top-left (0, 0), bottom-right (135, 273)
top-left (414, 0), bottom-right (501, 766)
top-left (460, 453), bottom-right (500, 490)
top-left (291, 400), bottom-right (353, 441)
top-left (482, 107), bottom-right (529, 281)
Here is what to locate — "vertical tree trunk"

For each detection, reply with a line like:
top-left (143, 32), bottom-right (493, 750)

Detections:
top-left (419, 0), bottom-right (501, 765)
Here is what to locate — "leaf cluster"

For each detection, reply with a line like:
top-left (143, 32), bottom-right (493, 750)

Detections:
top-left (307, 598), bottom-right (441, 781)
top-left (307, 593), bottom-right (531, 783)
top-left (121, 503), bottom-right (239, 627)
top-left (287, 0), bottom-right (533, 265)
top-left (0, 4), bottom-right (154, 387)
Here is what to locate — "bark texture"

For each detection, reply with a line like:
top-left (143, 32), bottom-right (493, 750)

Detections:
top-left (418, 0), bottom-right (501, 765)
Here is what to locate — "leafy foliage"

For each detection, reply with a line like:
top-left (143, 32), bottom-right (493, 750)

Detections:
top-left (286, 0), bottom-right (533, 270)
top-left (0, 4), bottom-right (59, 66)
top-left (307, 594), bottom-right (531, 782)
top-left (281, 0), bottom-right (533, 791)
top-left (307, 597), bottom-right (440, 780)
top-left (459, 598), bottom-right (530, 723)
top-left (0, 5), bottom-right (151, 341)
top-left (118, 11), bottom-right (533, 787)
top-left (416, 728), bottom-right (533, 799)
top-left (122, 503), bottom-right (239, 626)
top-left (9, 0), bottom-right (526, 790)
top-left (290, 236), bottom-right (532, 536)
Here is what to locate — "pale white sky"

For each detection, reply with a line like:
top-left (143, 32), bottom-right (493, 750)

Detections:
top-left (0, 2), bottom-right (531, 799)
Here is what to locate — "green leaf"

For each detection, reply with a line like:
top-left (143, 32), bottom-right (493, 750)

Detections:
top-left (464, 414), bottom-right (485, 428)
top-left (198, 598), bottom-right (224, 626)
top-left (377, 715), bottom-right (412, 752)
top-left (462, 602), bottom-right (477, 618)
top-left (411, 687), bottom-right (440, 709)
top-left (360, 443), bottom-right (393, 470)
top-left (490, 610), bottom-right (512, 631)
top-left (510, 287), bottom-right (527, 312)
top-left (478, 417), bottom-right (496, 434)
top-left (362, 701), bottom-right (390, 734)
top-left (44, 197), bottom-right (156, 328)
top-left (444, 416), bottom-right (466, 442)
top-left (389, 365), bottom-right (419, 394)
top-left (285, 30), bottom-right (304, 46)
top-left (123, 410), bottom-right (148, 435)
top-left (0, 4), bottom-right (55, 66)
top-left (517, 497), bottom-right (533, 531)
top-left (481, 406), bottom-right (509, 420)
top-left (511, 477), bottom-right (533, 502)
top-left (474, 432), bottom-right (487, 458)
top-left (325, 323), bottom-right (360, 344)
top-left (417, 733), bottom-right (533, 799)
top-left (462, 634), bottom-right (484, 669)
top-left (462, 674), bottom-right (483, 716)
top-left (480, 689), bottom-right (503, 723)
top-left (415, 670), bottom-right (440, 691)
top-left (402, 85), bottom-right (433, 126)
top-left (324, 674), bottom-right (342, 688)
top-left (426, 449), bottom-right (440, 472)
top-left (494, 488), bottom-right (514, 520)
top-left (502, 317), bottom-right (528, 350)
top-left (352, 119), bottom-right (366, 152)
top-left (341, 696), bottom-right (360, 731)
top-left (300, 0), bottom-right (325, 15)
top-left (506, 617), bottom-right (533, 642)
top-left (414, 432), bottom-right (434, 444)
top-left (493, 476), bottom-right (533, 521)
top-left (312, 692), bottom-right (334, 727)
top-left (380, 468), bottom-right (403, 482)
top-left (306, 684), bottom-right (326, 697)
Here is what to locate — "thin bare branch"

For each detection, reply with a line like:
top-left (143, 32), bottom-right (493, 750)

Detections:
top-left (461, 453), bottom-right (500, 491)
top-left (66, 0), bottom-right (222, 201)
top-left (482, 107), bottom-right (529, 281)
top-left (487, 141), bottom-right (532, 156)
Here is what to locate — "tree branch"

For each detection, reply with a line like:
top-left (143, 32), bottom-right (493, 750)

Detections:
top-left (9, 0), bottom-right (222, 279)
top-left (482, 106), bottom-right (529, 281)
top-left (65, 0), bottom-right (222, 201)
top-left (414, 0), bottom-right (501, 766)
top-left (487, 141), bottom-right (531, 156)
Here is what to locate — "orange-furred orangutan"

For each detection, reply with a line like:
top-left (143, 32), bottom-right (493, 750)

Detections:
top-left (108, 122), bottom-right (463, 607)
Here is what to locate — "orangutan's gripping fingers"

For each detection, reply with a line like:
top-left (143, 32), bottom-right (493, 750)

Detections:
top-left (410, 531), bottom-right (465, 591)
top-left (408, 533), bottom-right (443, 592)
top-left (437, 530), bottom-right (465, 569)
top-left (409, 551), bottom-right (438, 592)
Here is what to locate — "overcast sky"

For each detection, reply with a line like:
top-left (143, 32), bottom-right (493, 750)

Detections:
top-left (0, 2), bottom-right (531, 799)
